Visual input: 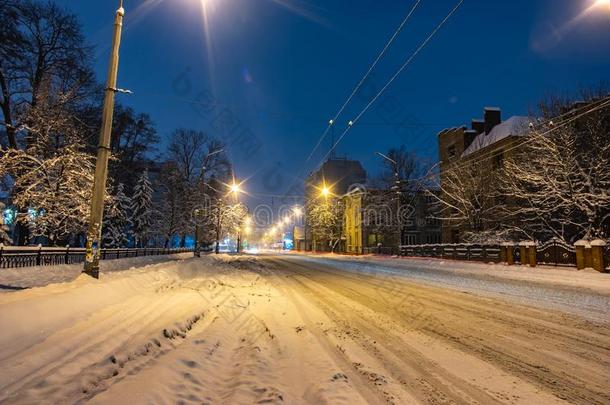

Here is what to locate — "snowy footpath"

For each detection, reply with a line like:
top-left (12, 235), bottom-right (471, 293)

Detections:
top-left (0, 253), bottom-right (609, 404)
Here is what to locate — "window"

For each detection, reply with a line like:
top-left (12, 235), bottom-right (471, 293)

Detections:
top-left (404, 234), bottom-right (417, 245)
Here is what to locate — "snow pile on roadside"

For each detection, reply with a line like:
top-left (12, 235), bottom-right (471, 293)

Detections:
top-left (0, 252), bottom-right (193, 291)
top-left (0, 255), bottom-right (372, 404)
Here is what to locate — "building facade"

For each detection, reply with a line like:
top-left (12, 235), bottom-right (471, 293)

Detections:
top-left (343, 188), bottom-right (442, 254)
top-left (438, 107), bottom-right (532, 243)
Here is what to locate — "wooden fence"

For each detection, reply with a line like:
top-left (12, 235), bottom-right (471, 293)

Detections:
top-left (0, 245), bottom-right (192, 269)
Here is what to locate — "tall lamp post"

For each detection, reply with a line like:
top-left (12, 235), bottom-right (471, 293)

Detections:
top-left (84, 1), bottom-right (125, 278)
top-left (292, 206), bottom-right (303, 250)
top-left (214, 182), bottom-right (242, 254)
top-left (194, 148), bottom-right (224, 257)
top-left (376, 152), bottom-right (403, 250)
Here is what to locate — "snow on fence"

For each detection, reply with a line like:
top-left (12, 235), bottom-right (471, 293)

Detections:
top-left (535, 239), bottom-right (576, 267)
top-left (399, 244), bottom-right (503, 262)
top-left (381, 240), bottom-right (602, 269)
top-left (363, 246), bottom-right (398, 256)
top-left (0, 245), bottom-right (192, 269)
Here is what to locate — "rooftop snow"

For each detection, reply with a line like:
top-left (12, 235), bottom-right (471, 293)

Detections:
top-left (462, 116), bottom-right (533, 157)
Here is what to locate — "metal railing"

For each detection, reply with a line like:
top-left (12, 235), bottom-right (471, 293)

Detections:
top-left (399, 244), bottom-right (502, 262)
top-left (363, 246), bottom-right (398, 255)
top-left (535, 238), bottom-right (576, 267)
top-left (0, 245), bottom-right (192, 269)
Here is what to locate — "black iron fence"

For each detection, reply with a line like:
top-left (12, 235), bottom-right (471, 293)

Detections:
top-left (399, 244), bottom-right (502, 262)
top-left (363, 246), bottom-right (398, 255)
top-left (0, 245), bottom-right (192, 269)
top-left (351, 239), bottom-right (610, 271)
top-left (366, 240), bottom-right (586, 269)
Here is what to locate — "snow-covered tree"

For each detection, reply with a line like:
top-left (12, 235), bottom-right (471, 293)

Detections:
top-left (0, 143), bottom-right (95, 245)
top-left (306, 196), bottom-right (344, 252)
top-left (0, 201), bottom-right (12, 245)
top-left (166, 129), bottom-right (230, 245)
top-left (0, 0), bottom-right (95, 150)
top-left (154, 163), bottom-right (184, 248)
top-left (131, 170), bottom-right (154, 247)
top-left (499, 99), bottom-right (610, 242)
top-left (219, 202), bottom-right (249, 236)
top-left (429, 159), bottom-right (507, 241)
top-left (103, 183), bottom-right (132, 247)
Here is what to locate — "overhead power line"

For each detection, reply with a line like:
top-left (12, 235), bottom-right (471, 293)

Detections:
top-left (319, 0), bottom-right (465, 167)
top-left (304, 0), bottom-right (423, 163)
top-left (390, 95), bottom-right (610, 188)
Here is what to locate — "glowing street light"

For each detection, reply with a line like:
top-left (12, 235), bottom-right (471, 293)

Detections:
top-left (230, 183), bottom-right (241, 194)
top-left (594, 0), bottom-right (610, 9)
top-left (321, 186), bottom-right (331, 197)
top-left (292, 206), bottom-right (303, 216)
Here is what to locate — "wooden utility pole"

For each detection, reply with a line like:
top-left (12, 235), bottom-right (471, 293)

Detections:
top-left (84, 1), bottom-right (125, 278)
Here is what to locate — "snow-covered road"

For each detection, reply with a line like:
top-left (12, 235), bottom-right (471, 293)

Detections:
top-left (0, 253), bottom-right (608, 404)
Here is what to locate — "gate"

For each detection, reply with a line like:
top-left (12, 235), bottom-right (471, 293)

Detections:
top-left (536, 239), bottom-right (576, 267)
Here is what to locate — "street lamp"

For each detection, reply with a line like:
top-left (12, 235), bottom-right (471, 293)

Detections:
top-left (215, 181), bottom-right (244, 254)
top-left (83, 0), bottom-right (125, 278)
top-left (194, 148), bottom-right (225, 258)
top-left (236, 215), bottom-right (251, 254)
top-left (376, 152), bottom-right (403, 248)
top-left (594, 0), bottom-right (610, 9)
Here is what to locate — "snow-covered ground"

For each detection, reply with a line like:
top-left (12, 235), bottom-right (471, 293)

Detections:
top-left (0, 253), bottom-right (608, 404)
top-left (0, 253), bottom-right (192, 291)
top-left (280, 252), bottom-right (610, 322)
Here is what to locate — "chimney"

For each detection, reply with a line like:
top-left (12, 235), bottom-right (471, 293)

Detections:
top-left (471, 119), bottom-right (484, 134)
top-left (484, 107), bottom-right (501, 134)
top-left (464, 129), bottom-right (478, 149)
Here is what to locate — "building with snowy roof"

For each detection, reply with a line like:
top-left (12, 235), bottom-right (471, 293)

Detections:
top-left (437, 107), bottom-right (534, 243)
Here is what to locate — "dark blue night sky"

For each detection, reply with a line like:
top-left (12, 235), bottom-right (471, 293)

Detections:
top-left (57, 0), bottom-right (610, 204)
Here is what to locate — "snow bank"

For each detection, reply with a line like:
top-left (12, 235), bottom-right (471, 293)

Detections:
top-left (0, 253), bottom-right (193, 292)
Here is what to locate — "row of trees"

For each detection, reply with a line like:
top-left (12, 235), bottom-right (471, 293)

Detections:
top-left (433, 91), bottom-right (610, 244)
top-left (0, 0), bottom-right (245, 247)
top-left (1, 0), bottom-right (99, 245)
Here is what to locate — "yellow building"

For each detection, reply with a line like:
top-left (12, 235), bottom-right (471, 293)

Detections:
top-left (343, 190), bottom-right (364, 254)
